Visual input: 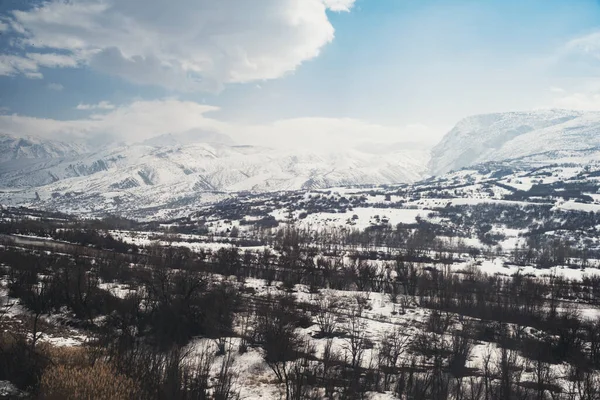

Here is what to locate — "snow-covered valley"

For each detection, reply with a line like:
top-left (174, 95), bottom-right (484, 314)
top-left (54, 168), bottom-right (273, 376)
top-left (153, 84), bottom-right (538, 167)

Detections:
top-left (3, 110), bottom-right (600, 399)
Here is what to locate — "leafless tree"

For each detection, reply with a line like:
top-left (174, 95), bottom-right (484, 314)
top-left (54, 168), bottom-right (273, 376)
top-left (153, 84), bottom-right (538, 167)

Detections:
top-left (377, 327), bottom-right (409, 390)
top-left (314, 292), bottom-right (341, 337)
top-left (213, 341), bottom-right (240, 400)
top-left (344, 298), bottom-right (368, 371)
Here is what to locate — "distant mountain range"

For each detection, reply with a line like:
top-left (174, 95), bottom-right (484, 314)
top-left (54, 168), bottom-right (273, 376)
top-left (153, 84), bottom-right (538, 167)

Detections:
top-left (2, 109), bottom-right (600, 215)
top-left (0, 133), bottom-right (428, 215)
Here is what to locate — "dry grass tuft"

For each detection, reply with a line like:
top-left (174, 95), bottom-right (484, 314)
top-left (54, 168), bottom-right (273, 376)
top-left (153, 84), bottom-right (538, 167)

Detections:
top-left (39, 356), bottom-right (140, 400)
top-left (45, 345), bottom-right (89, 367)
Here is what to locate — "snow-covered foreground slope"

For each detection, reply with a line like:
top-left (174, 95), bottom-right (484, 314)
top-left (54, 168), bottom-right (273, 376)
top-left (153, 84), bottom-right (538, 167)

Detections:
top-left (430, 109), bottom-right (600, 175)
top-left (4, 202), bottom-right (600, 399)
top-left (0, 141), bottom-right (429, 214)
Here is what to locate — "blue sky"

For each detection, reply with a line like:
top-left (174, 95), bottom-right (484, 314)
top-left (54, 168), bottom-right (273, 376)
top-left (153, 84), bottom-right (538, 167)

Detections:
top-left (1, 0), bottom-right (600, 148)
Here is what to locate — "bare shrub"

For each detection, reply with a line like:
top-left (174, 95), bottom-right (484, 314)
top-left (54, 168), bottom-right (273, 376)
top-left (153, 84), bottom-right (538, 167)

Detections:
top-left (427, 309), bottom-right (453, 334)
top-left (378, 327), bottom-right (409, 390)
top-left (0, 332), bottom-right (48, 390)
top-left (213, 342), bottom-right (240, 400)
top-left (314, 292), bottom-right (341, 337)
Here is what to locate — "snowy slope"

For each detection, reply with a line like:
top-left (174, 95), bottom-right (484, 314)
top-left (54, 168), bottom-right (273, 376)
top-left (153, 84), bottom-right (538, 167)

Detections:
top-left (429, 109), bottom-right (600, 175)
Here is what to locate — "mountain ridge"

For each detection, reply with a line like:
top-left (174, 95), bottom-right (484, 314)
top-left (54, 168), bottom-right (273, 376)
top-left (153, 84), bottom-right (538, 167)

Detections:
top-left (0, 140), bottom-right (430, 214)
top-left (4, 108), bottom-right (600, 216)
top-left (429, 109), bottom-right (600, 175)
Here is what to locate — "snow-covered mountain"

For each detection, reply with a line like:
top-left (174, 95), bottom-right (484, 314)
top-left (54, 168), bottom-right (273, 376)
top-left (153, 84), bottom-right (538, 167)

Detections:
top-left (0, 137), bottom-right (429, 215)
top-left (429, 109), bottom-right (600, 175)
top-left (7, 108), bottom-right (600, 216)
top-left (0, 133), bottom-right (88, 164)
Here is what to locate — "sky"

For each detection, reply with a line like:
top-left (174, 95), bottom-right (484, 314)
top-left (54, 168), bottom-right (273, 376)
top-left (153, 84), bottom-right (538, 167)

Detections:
top-left (1, 0), bottom-right (600, 150)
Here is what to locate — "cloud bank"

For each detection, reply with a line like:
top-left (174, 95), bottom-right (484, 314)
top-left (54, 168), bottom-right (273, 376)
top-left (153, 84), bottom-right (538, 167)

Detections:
top-left (0, 99), bottom-right (439, 150)
top-left (1, 0), bottom-right (355, 90)
top-left (76, 101), bottom-right (115, 110)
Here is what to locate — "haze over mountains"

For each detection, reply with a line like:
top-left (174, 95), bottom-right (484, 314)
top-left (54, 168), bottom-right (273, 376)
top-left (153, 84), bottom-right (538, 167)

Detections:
top-left (2, 109), bottom-right (600, 214)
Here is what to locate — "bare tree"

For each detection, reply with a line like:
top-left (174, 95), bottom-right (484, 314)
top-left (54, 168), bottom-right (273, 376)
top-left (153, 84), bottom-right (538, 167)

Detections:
top-left (213, 341), bottom-right (240, 400)
top-left (27, 279), bottom-right (50, 350)
top-left (321, 338), bottom-right (342, 398)
top-left (494, 344), bottom-right (525, 400)
top-left (314, 292), bottom-right (341, 337)
top-left (377, 327), bottom-right (409, 391)
top-left (427, 308), bottom-right (453, 334)
top-left (283, 340), bottom-right (316, 400)
top-left (344, 298), bottom-right (368, 371)
top-left (448, 327), bottom-right (474, 378)
top-left (257, 294), bottom-right (306, 383)
top-left (448, 328), bottom-right (474, 400)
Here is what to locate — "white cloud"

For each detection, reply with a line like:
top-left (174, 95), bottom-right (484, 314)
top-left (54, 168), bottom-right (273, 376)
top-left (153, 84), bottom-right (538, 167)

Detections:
top-left (551, 91), bottom-right (600, 111)
top-left (322, 0), bottom-right (356, 12)
top-left (0, 52), bottom-right (78, 78)
top-left (76, 101), bottom-right (115, 110)
top-left (24, 71), bottom-right (43, 79)
top-left (556, 31), bottom-right (600, 76)
top-left (0, 54), bottom-right (40, 77)
top-left (0, 99), bottom-right (436, 150)
top-left (0, 100), bottom-right (223, 143)
top-left (564, 31), bottom-right (600, 60)
top-left (0, 21), bottom-right (8, 32)
top-left (46, 82), bottom-right (64, 91)
top-left (26, 52), bottom-right (79, 68)
top-left (3, 0), bottom-right (355, 90)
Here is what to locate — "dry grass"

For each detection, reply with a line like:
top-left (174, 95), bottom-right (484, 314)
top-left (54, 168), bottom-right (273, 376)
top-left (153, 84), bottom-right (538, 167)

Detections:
top-left (38, 345), bottom-right (140, 400)
top-left (0, 329), bottom-right (141, 399)
top-left (39, 360), bottom-right (140, 400)
top-left (45, 346), bottom-right (89, 367)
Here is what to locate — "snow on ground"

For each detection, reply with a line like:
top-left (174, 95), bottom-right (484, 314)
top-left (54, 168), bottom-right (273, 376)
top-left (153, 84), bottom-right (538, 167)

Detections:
top-left (296, 207), bottom-right (426, 230)
top-left (502, 177), bottom-right (534, 191)
top-left (576, 306), bottom-right (600, 321)
top-left (242, 278), bottom-right (429, 372)
top-left (39, 333), bottom-right (88, 347)
top-left (0, 285), bottom-right (27, 318)
top-left (111, 230), bottom-right (267, 252)
top-left (98, 282), bottom-right (136, 299)
top-left (450, 258), bottom-right (600, 281)
top-left (554, 200), bottom-right (600, 213)
top-left (0, 380), bottom-right (23, 398)
top-left (405, 197), bottom-right (539, 209)
top-left (497, 229), bottom-right (528, 251)
top-left (587, 193), bottom-right (600, 205)
top-left (1, 284), bottom-right (88, 347)
top-left (184, 337), bottom-right (281, 400)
